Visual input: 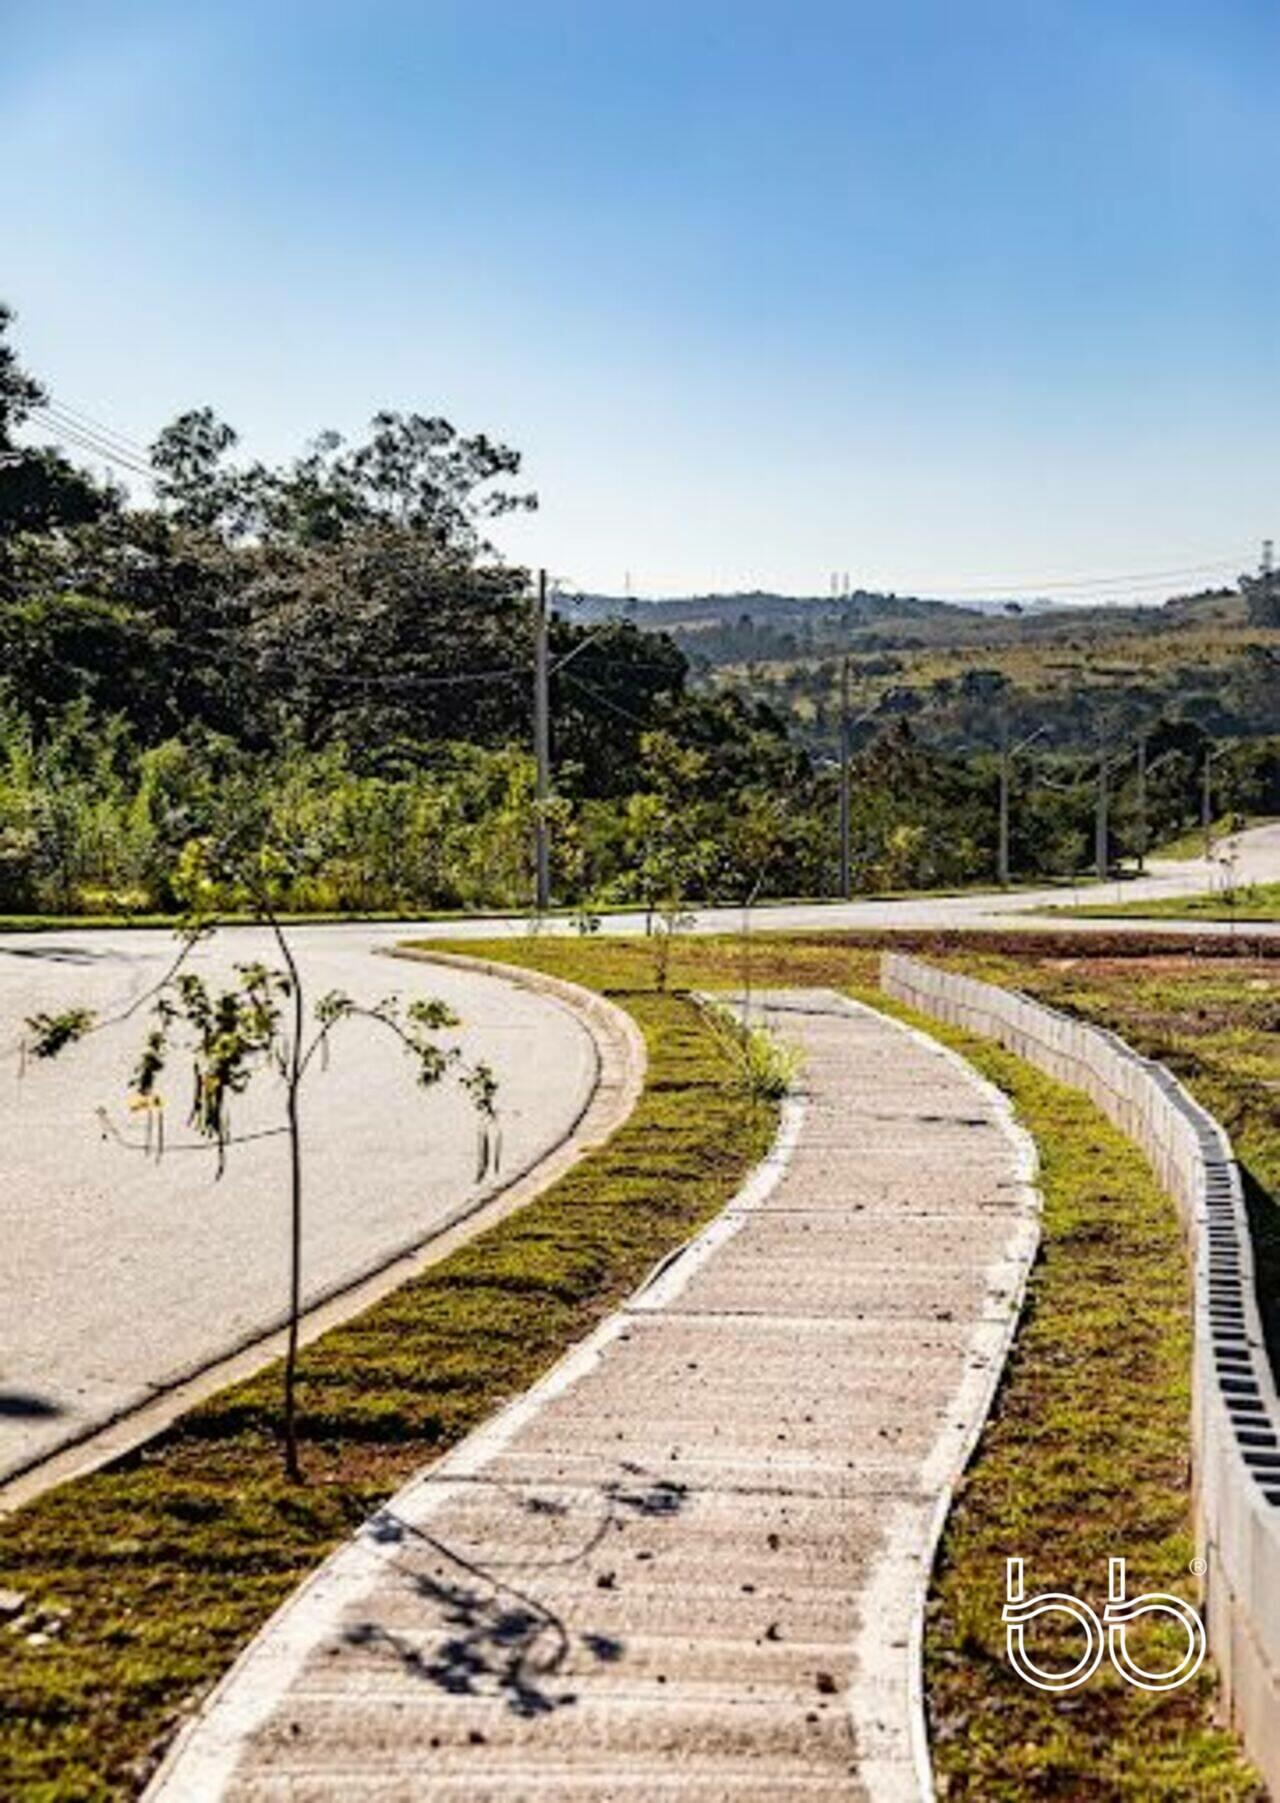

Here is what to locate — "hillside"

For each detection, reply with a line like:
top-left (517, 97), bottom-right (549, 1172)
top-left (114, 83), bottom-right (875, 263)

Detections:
top-left (559, 587), bottom-right (1279, 754)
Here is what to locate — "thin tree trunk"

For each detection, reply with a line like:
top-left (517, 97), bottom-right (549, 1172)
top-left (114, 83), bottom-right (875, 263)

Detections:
top-left (267, 902), bottom-right (306, 1483)
top-left (283, 1075), bottom-right (303, 1482)
top-left (740, 872), bottom-right (767, 1027)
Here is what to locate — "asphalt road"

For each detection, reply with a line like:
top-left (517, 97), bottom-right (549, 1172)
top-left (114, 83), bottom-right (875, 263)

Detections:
top-left (1, 930), bottom-right (596, 1481)
top-left (4, 823), bottom-right (1277, 1485)
top-left (391, 821), bottom-right (1280, 942)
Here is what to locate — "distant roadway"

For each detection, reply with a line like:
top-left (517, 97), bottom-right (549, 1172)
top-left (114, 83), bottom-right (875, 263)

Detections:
top-left (407, 819), bottom-right (1280, 943)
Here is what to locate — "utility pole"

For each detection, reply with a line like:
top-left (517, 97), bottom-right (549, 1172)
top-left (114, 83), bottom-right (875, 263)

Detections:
top-left (533, 568), bottom-right (551, 913)
top-left (839, 655), bottom-right (852, 900)
top-left (997, 712), bottom-right (1011, 888)
top-left (1201, 742), bottom-right (1216, 863)
top-left (1095, 727), bottom-right (1110, 881)
top-left (1135, 730), bottom-right (1148, 874)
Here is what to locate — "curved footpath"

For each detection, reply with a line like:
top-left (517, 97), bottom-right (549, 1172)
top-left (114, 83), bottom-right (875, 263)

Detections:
top-left (149, 990), bottom-right (1040, 1802)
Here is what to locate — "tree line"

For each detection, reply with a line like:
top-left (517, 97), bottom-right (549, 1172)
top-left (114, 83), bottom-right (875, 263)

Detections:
top-left (2, 303), bottom-right (1276, 916)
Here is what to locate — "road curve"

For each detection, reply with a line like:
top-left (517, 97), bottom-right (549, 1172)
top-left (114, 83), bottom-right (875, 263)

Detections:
top-left (0, 928), bottom-right (600, 1485)
top-left (357, 822), bottom-right (1280, 944)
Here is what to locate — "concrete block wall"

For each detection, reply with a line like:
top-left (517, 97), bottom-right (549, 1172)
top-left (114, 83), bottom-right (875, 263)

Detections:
top-left (881, 952), bottom-right (1280, 1796)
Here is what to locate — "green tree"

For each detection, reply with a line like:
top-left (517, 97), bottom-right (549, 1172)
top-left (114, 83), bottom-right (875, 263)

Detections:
top-left (0, 304), bottom-right (110, 560)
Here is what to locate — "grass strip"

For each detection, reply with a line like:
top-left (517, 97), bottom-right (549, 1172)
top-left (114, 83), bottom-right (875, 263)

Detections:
top-left (940, 949), bottom-right (1280, 1384)
top-left (0, 976), bottom-right (774, 1800)
top-left (857, 986), bottom-right (1262, 1800)
top-left (1052, 880), bottom-right (1280, 923)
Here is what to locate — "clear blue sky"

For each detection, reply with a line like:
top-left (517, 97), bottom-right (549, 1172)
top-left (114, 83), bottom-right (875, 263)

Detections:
top-left (2, 0), bottom-right (1275, 599)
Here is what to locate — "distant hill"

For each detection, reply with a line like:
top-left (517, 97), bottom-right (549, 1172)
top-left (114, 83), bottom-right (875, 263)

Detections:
top-left (554, 584), bottom-right (1276, 755)
top-left (558, 588), bottom-right (972, 629)
top-left (556, 585), bottom-right (1244, 648)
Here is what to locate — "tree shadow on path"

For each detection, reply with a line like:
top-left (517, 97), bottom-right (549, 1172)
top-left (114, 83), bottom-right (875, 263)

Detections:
top-left (341, 1462), bottom-right (689, 1719)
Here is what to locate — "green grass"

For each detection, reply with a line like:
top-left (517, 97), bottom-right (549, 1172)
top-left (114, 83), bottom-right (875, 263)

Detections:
top-left (0, 970), bottom-right (775, 1799)
top-left (940, 948), bottom-right (1280, 1380)
top-left (1148, 816), bottom-right (1273, 862)
top-left (855, 990), bottom-right (1262, 1799)
top-left (1052, 880), bottom-right (1280, 923)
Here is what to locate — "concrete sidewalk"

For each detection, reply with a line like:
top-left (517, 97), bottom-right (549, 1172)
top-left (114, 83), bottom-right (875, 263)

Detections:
top-left (149, 992), bottom-right (1039, 1802)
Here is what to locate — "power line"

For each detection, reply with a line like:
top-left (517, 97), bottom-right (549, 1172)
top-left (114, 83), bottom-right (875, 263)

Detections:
top-left (33, 404), bottom-right (152, 470)
top-left (282, 661), bottom-right (526, 693)
top-left (933, 557), bottom-right (1245, 597)
top-left (30, 416), bottom-right (147, 475)
top-left (29, 406), bottom-right (154, 481)
top-left (43, 398), bottom-right (151, 463)
top-left (107, 613), bottom-right (527, 697)
top-left (561, 669), bottom-right (656, 730)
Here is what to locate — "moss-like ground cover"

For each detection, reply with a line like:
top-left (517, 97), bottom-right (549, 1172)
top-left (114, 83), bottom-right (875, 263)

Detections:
top-left (861, 990), bottom-right (1263, 1799)
top-left (942, 949), bottom-right (1280, 1376)
top-left (0, 973), bottom-right (774, 1798)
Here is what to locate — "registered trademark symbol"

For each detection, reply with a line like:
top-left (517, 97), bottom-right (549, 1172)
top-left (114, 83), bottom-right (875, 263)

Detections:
top-left (1189, 1557), bottom-right (1207, 1577)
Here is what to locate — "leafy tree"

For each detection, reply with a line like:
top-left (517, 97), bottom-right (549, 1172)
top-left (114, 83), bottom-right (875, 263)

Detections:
top-left (149, 407), bottom-right (242, 531)
top-left (0, 304), bottom-right (110, 561)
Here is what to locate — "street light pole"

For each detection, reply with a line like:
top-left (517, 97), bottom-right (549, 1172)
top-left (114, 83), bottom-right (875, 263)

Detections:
top-left (997, 713), bottom-right (1011, 888)
top-left (997, 719), bottom-right (1045, 887)
top-left (1201, 742), bottom-right (1223, 863)
top-left (1095, 727), bottom-right (1110, 882)
top-left (533, 569), bottom-right (551, 913)
top-left (839, 656), bottom-right (852, 900)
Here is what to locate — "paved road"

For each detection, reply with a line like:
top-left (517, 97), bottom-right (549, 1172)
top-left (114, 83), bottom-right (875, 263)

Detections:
top-left (0, 929), bottom-right (596, 1482)
top-left (149, 993), bottom-right (1038, 1802)
top-left (375, 823), bottom-right (1280, 944)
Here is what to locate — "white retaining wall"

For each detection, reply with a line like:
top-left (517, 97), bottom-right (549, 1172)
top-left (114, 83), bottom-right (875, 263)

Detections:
top-left (881, 951), bottom-right (1280, 1797)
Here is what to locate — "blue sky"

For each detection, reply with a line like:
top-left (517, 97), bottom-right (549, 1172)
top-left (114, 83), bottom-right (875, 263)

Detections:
top-left (1, 0), bottom-right (1275, 598)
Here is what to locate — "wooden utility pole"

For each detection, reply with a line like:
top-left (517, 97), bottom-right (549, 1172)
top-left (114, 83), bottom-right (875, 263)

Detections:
top-left (533, 569), bottom-right (551, 913)
top-left (838, 655), bottom-right (852, 900)
top-left (1201, 743), bottom-right (1215, 862)
top-left (1135, 730), bottom-right (1148, 874)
